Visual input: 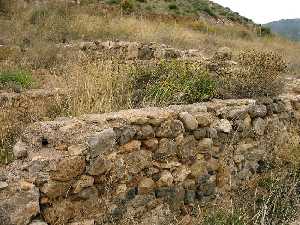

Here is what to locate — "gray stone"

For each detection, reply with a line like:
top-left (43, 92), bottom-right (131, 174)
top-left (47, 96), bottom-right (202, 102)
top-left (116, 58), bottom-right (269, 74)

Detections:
top-left (41, 180), bottom-right (72, 199)
top-left (253, 118), bottom-right (267, 136)
top-left (156, 119), bottom-right (184, 138)
top-left (126, 150), bottom-right (152, 174)
top-left (116, 126), bottom-right (136, 145)
top-left (13, 140), bottom-right (28, 159)
top-left (250, 105), bottom-right (267, 118)
top-left (73, 175), bottom-right (94, 194)
top-left (138, 177), bottom-right (155, 194)
top-left (0, 181), bottom-right (8, 190)
top-left (50, 156), bottom-right (86, 181)
top-left (193, 128), bottom-right (207, 140)
top-left (29, 220), bottom-right (48, 225)
top-left (136, 125), bottom-right (155, 139)
top-left (156, 138), bottom-right (177, 159)
top-left (87, 128), bottom-right (116, 158)
top-left (157, 170), bottom-right (174, 187)
top-left (179, 112), bottom-right (198, 130)
top-left (76, 186), bottom-right (98, 200)
top-left (88, 156), bottom-right (112, 176)
top-left (198, 138), bottom-right (213, 151)
top-left (68, 220), bottom-right (94, 225)
top-left (0, 184), bottom-right (40, 225)
top-left (184, 190), bottom-right (196, 204)
top-left (196, 113), bottom-right (213, 127)
top-left (142, 138), bottom-right (159, 151)
top-left (207, 128), bottom-right (218, 139)
top-left (214, 119), bottom-right (232, 133)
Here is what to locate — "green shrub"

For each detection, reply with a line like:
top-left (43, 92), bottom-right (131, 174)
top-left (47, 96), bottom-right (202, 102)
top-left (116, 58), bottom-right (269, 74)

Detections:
top-left (130, 60), bottom-right (216, 106)
top-left (168, 3), bottom-right (178, 10)
top-left (216, 49), bottom-right (286, 99)
top-left (203, 210), bottom-right (247, 225)
top-left (106, 0), bottom-right (121, 4)
top-left (0, 70), bottom-right (34, 89)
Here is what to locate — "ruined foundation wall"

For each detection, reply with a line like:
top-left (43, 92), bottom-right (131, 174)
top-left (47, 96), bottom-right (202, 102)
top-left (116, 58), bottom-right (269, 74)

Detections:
top-left (1, 94), bottom-right (300, 225)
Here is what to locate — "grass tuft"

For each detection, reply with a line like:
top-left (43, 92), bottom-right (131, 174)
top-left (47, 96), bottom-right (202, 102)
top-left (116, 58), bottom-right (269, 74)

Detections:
top-left (0, 70), bottom-right (35, 89)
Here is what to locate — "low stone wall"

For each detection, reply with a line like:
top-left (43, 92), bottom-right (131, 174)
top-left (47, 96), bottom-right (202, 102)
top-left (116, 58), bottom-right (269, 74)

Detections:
top-left (1, 95), bottom-right (300, 225)
top-left (61, 40), bottom-right (204, 61)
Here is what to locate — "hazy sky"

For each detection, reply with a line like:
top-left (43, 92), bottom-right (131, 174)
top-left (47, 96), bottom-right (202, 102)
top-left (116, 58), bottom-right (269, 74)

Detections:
top-left (211, 0), bottom-right (300, 24)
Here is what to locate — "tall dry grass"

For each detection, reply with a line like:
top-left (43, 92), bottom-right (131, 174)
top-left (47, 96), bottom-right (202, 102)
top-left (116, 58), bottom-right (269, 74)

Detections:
top-left (1, 1), bottom-right (300, 164)
top-left (60, 59), bottom-right (134, 116)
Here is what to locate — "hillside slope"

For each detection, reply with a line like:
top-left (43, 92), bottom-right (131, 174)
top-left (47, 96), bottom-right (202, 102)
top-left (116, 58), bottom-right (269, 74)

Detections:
top-left (102, 0), bottom-right (254, 25)
top-left (265, 19), bottom-right (300, 41)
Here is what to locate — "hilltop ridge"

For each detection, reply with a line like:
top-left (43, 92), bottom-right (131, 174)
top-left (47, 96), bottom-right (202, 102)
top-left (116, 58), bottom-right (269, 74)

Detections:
top-left (265, 18), bottom-right (300, 41)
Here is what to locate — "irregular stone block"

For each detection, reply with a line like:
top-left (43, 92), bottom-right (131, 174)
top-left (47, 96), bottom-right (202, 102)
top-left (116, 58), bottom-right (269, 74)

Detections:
top-left (156, 119), bottom-right (184, 138)
top-left (0, 184), bottom-right (40, 225)
top-left (142, 138), bottom-right (159, 151)
top-left (13, 140), bottom-right (28, 159)
top-left (126, 150), bottom-right (152, 174)
top-left (214, 119), bottom-right (232, 133)
top-left (179, 112), bottom-right (198, 130)
top-left (136, 125), bottom-right (155, 140)
top-left (73, 175), bottom-right (94, 194)
top-left (41, 180), bottom-right (72, 199)
top-left (249, 105), bottom-right (267, 118)
top-left (50, 156), bottom-right (86, 181)
top-left (157, 170), bottom-right (174, 187)
top-left (115, 126), bottom-right (136, 145)
top-left (253, 118), bottom-right (267, 136)
top-left (88, 156), bottom-right (112, 176)
top-left (138, 177), bottom-right (155, 194)
top-left (87, 128), bottom-right (116, 158)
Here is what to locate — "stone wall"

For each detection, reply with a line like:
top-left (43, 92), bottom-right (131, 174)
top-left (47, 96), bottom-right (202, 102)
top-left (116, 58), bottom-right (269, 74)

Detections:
top-left (1, 94), bottom-right (300, 225)
top-left (61, 40), bottom-right (205, 61)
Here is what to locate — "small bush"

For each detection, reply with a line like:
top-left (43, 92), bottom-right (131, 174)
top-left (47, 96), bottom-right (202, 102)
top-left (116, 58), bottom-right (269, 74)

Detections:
top-left (216, 49), bottom-right (286, 99)
top-left (203, 210), bottom-right (247, 225)
top-left (168, 3), bottom-right (178, 10)
top-left (0, 70), bottom-right (34, 89)
top-left (130, 60), bottom-right (216, 106)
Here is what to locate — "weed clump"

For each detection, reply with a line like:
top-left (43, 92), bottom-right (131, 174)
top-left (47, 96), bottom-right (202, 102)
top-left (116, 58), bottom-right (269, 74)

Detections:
top-left (203, 210), bottom-right (247, 225)
top-left (0, 70), bottom-right (34, 90)
top-left (131, 60), bottom-right (216, 107)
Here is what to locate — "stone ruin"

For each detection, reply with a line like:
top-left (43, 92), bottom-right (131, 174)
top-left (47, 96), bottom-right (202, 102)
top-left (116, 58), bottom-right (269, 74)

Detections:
top-left (1, 93), bottom-right (300, 225)
top-left (59, 40), bottom-right (205, 61)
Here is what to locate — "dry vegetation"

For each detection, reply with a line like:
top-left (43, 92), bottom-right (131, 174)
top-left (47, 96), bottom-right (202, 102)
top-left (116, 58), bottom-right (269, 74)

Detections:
top-left (0, 1), bottom-right (299, 224)
top-left (0, 0), bottom-right (298, 164)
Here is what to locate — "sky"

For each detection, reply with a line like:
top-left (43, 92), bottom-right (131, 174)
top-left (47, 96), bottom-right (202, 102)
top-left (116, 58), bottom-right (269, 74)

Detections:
top-left (211, 0), bottom-right (300, 24)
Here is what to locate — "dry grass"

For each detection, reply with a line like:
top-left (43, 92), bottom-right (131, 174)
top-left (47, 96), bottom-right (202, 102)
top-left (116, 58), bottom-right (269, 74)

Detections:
top-left (59, 59), bottom-right (134, 116)
top-left (0, 1), bottom-right (300, 165)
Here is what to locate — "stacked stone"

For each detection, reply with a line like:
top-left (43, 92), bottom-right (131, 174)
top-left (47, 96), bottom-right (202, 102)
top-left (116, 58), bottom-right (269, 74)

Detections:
top-left (1, 96), bottom-right (299, 225)
top-left (63, 40), bottom-right (203, 61)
